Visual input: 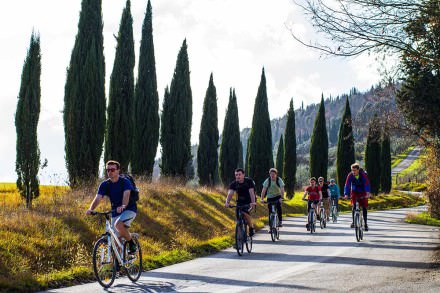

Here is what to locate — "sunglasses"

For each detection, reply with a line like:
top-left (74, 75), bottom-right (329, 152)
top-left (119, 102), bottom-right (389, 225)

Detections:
top-left (106, 168), bottom-right (117, 172)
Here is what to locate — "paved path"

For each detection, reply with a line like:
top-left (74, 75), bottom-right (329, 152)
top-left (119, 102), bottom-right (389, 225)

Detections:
top-left (46, 207), bottom-right (440, 292)
top-left (391, 146), bottom-right (423, 175)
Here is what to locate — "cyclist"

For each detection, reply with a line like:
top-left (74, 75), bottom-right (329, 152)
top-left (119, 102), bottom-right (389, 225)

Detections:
top-left (302, 177), bottom-right (322, 230)
top-left (328, 179), bottom-right (341, 216)
top-left (318, 176), bottom-right (330, 221)
top-left (86, 160), bottom-right (138, 253)
top-left (344, 163), bottom-right (371, 231)
top-left (225, 168), bottom-right (257, 236)
top-left (260, 168), bottom-right (285, 227)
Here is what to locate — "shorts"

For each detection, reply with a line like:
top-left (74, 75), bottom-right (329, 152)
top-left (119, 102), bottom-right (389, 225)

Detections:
top-left (351, 193), bottom-right (368, 208)
top-left (307, 200), bottom-right (320, 212)
top-left (112, 210), bottom-right (137, 236)
top-left (235, 204), bottom-right (251, 220)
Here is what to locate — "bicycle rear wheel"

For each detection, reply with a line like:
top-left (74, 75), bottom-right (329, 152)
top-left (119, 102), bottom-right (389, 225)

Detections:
top-left (235, 224), bottom-right (245, 256)
top-left (355, 213), bottom-right (361, 242)
top-left (93, 237), bottom-right (116, 288)
top-left (270, 214), bottom-right (276, 242)
top-left (123, 237), bottom-right (143, 282)
top-left (332, 206), bottom-right (337, 223)
top-left (246, 226), bottom-right (253, 253)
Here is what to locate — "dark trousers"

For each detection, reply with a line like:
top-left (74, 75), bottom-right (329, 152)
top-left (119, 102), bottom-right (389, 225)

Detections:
top-left (267, 195), bottom-right (282, 222)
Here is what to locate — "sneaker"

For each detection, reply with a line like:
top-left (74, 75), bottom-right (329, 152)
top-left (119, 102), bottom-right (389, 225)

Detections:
top-left (128, 241), bottom-right (137, 254)
top-left (364, 224), bottom-right (369, 231)
top-left (249, 228), bottom-right (255, 237)
top-left (350, 223), bottom-right (355, 228)
top-left (306, 223), bottom-right (310, 231)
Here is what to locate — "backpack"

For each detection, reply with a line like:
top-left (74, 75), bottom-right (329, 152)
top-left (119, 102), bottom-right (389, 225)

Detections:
top-left (267, 176), bottom-right (281, 188)
top-left (106, 174), bottom-right (139, 205)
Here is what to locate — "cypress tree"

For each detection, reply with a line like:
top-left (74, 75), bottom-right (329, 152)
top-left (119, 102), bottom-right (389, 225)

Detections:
top-left (365, 115), bottom-right (381, 195)
top-left (64, 0), bottom-right (106, 186)
top-left (15, 32), bottom-right (41, 209)
top-left (197, 73), bottom-right (219, 186)
top-left (284, 99), bottom-right (297, 198)
top-left (310, 95), bottom-right (328, 180)
top-left (160, 86), bottom-right (171, 175)
top-left (247, 68), bottom-right (273, 193)
top-left (160, 40), bottom-right (192, 177)
top-left (104, 0), bottom-right (135, 172)
top-left (276, 135), bottom-right (284, 179)
top-left (219, 88), bottom-right (241, 186)
top-left (336, 97), bottom-right (355, 193)
top-left (380, 125), bottom-right (392, 193)
top-left (132, 0), bottom-right (159, 177)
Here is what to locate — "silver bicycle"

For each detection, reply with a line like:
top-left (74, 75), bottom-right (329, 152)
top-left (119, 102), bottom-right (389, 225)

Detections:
top-left (262, 200), bottom-right (282, 242)
top-left (91, 210), bottom-right (142, 288)
top-left (354, 197), bottom-right (365, 242)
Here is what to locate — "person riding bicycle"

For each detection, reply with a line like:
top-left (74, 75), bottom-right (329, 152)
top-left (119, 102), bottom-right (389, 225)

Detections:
top-left (318, 176), bottom-right (330, 221)
top-left (328, 178), bottom-right (340, 215)
top-left (344, 163), bottom-right (371, 231)
top-left (260, 168), bottom-right (285, 227)
top-left (86, 160), bottom-right (138, 253)
top-left (302, 177), bottom-right (322, 230)
top-left (225, 168), bottom-right (257, 236)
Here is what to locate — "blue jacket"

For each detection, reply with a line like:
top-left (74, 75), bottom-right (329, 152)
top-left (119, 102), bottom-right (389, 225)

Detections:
top-left (344, 170), bottom-right (370, 196)
top-left (328, 184), bottom-right (340, 198)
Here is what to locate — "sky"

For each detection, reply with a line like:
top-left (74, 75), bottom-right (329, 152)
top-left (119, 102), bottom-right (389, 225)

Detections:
top-left (0, 0), bottom-right (381, 184)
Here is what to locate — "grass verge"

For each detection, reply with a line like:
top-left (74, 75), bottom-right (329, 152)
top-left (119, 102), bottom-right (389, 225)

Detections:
top-left (405, 212), bottom-right (440, 227)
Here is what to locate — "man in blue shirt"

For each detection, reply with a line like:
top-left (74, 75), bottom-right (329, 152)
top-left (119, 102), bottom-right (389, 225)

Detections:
top-left (86, 160), bottom-right (137, 253)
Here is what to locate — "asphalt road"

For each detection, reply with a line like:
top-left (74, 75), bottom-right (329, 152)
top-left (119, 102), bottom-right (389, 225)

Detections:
top-left (46, 206), bottom-right (440, 292)
top-left (391, 146), bottom-right (423, 175)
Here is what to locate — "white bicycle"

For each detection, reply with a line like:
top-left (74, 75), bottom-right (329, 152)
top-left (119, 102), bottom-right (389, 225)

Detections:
top-left (91, 210), bottom-right (142, 288)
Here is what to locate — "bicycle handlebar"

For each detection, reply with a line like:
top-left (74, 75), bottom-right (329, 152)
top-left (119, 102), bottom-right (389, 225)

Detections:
top-left (90, 210), bottom-right (115, 216)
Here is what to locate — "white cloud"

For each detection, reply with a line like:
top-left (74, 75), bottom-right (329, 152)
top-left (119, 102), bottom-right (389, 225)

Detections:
top-left (0, 0), bottom-right (381, 184)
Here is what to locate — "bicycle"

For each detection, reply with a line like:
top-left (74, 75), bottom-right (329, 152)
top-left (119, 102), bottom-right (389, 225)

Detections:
top-left (91, 210), bottom-right (142, 288)
top-left (303, 199), bottom-right (317, 233)
top-left (330, 197), bottom-right (338, 223)
top-left (229, 204), bottom-right (253, 256)
top-left (262, 200), bottom-right (282, 242)
top-left (319, 201), bottom-right (326, 229)
top-left (353, 197), bottom-right (365, 242)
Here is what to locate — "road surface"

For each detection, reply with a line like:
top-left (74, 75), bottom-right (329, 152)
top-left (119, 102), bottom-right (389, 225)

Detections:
top-left (46, 206), bottom-right (440, 292)
top-left (391, 146), bottom-right (423, 175)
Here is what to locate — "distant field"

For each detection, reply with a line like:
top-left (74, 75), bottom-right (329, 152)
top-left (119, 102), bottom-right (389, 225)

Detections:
top-left (0, 180), bottom-right (425, 292)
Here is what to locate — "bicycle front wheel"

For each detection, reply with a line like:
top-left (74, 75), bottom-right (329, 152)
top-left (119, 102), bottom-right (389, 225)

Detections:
top-left (320, 210), bottom-right (325, 229)
top-left (123, 237), bottom-right (143, 282)
top-left (332, 206), bottom-right (337, 223)
top-left (93, 237), bottom-right (116, 288)
top-left (235, 224), bottom-right (245, 256)
top-left (355, 213), bottom-right (361, 242)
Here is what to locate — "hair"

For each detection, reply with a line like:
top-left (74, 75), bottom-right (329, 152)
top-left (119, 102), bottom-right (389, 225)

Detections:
top-left (269, 168), bottom-right (278, 174)
top-left (330, 178), bottom-right (336, 183)
top-left (318, 176), bottom-right (324, 181)
top-left (106, 160), bottom-right (120, 169)
top-left (309, 177), bottom-right (317, 182)
top-left (235, 168), bottom-right (245, 174)
top-left (351, 163), bottom-right (360, 170)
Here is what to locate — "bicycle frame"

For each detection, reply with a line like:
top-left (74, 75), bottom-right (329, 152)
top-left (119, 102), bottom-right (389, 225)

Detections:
top-left (98, 212), bottom-right (133, 267)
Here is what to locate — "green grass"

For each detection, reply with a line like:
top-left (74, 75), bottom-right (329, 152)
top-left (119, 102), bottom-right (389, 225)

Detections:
top-left (0, 182), bottom-right (427, 292)
top-left (405, 212), bottom-right (440, 226)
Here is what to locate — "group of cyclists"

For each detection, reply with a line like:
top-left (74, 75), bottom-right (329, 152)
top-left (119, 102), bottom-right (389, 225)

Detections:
top-left (85, 160), bottom-right (371, 258)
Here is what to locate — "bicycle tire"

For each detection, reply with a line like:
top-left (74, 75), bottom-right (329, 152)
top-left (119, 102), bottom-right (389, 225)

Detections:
top-left (123, 237), bottom-right (143, 282)
top-left (320, 210), bottom-right (325, 229)
top-left (235, 224), bottom-right (244, 256)
top-left (270, 214), bottom-right (276, 242)
top-left (355, 213), bottom-right (361, 242)
top-left (332, 206), bottom-right (337, 223)
top-left (92, 237), bottom-right (116, 288)
top-left (246, 226), bottom-right (253, 253)
top-left (360, 214), bottom-right (364, 240)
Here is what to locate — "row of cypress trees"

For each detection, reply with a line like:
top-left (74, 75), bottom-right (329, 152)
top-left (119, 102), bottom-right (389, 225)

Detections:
top-left (16, 0), bottom-right (392, 200)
